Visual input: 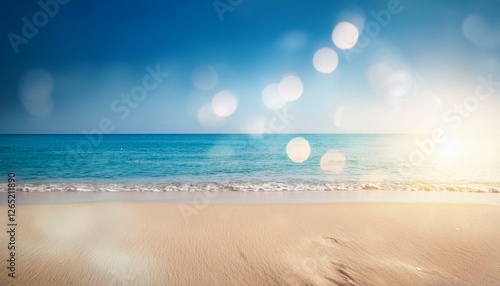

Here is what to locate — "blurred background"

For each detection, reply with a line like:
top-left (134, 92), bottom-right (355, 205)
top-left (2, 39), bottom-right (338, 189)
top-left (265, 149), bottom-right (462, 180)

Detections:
top-left (1, 0), bottom-right (499, 135)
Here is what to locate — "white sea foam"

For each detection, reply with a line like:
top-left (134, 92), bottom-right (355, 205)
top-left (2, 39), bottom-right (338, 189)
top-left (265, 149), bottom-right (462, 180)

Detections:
top-left (1, 181), bottom-right (498, 193)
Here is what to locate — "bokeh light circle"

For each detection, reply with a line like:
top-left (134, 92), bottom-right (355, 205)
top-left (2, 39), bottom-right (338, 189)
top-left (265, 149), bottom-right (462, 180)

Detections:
top-left (286, 137), bottom-right (311, 163)
top-left (331, 22), bottom-right (359, 50)
top-left (19, 69), bottom-right (54, 117)
top-left (313, 48), bottom-right (339, 74)
top-left (320, 150), bottom-right (346, 173)
top-left (192, 65), bottom-right (218, 91)
top-left (387, 71), bottom-right (414, 98)
top-left (462, 14), bottom-right (500, 49)
top-left (279, 74), bottom-right (303, 101)
top-left (212, 90), bottom-right (238, 117)
top-left (198, 103), bottom-right (224, 127)
top-left (262, 83), bottom-right (286, 109)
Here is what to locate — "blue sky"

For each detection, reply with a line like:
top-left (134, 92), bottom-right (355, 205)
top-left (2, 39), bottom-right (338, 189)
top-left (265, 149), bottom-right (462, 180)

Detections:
top-left (1, 0), bottom-right (499, 134)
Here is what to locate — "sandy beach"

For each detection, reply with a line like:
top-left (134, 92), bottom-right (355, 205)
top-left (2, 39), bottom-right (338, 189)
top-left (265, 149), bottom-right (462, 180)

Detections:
top-left (1, 196), bottom-right (500, 285)
top-left (3, 0), bottom-right (500, 284)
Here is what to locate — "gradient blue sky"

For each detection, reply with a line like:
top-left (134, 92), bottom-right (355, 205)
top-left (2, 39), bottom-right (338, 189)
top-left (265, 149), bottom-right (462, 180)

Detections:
top-left (1, 0), bottom-right (499, 134)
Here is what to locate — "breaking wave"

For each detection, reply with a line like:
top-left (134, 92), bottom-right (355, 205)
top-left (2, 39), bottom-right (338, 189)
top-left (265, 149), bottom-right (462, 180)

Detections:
top-left (2, 181), bottom-right (499, 193)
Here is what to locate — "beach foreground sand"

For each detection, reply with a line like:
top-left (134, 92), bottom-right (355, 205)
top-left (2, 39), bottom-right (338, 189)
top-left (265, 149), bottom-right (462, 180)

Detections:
top-left (1, 201), bottom-right (500, 285)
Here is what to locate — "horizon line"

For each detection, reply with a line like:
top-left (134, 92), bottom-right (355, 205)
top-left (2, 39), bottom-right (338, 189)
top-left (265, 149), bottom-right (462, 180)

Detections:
top-left (1, 133), bottom-right (500, 136)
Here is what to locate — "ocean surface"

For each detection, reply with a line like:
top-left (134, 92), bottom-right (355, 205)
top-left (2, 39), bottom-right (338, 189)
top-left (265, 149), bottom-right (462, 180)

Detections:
top-left (1, 134), bottom-right (499, 192)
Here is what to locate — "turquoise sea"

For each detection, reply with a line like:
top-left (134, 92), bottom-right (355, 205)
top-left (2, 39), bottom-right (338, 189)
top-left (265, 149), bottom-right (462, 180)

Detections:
top-left (1, 134), bottom-right (499, 192)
